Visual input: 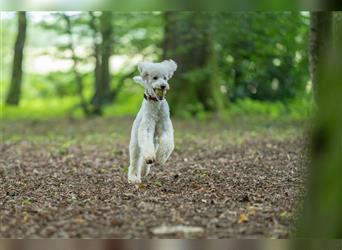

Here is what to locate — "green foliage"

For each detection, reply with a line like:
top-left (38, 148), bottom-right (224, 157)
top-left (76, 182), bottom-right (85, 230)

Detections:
top-left (113, 12), bottom-right (163, 56)
top-left (103, 81), bottom-right (142, 116)
top-left (28, 72), bottom-right (82, 97)
top-left (214, 12), bottom-right (309, 101)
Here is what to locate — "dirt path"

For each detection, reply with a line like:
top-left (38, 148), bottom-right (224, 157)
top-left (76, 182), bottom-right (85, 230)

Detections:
top-left (0, 118), bottom-right (307, 238)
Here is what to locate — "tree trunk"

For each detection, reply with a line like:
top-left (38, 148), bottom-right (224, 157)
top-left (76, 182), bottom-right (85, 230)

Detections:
top-left (309, 11), bottom-right (333, 97)
top-left (89, 12), bottom-right (102, 112)
top-left (163, 11), bottom-right (226, 117)
top-left (91, 11), bottom-right (113, 115)
top-left (334, 12), bottom-right (342, 52)
top-left (296, 12), bottom-right (342, 242)
top-left (6, 11), bottom-right (27, 106)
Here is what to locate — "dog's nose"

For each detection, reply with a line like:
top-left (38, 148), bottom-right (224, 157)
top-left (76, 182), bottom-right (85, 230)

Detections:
top-left (160, 84), bottom-right (166, 90)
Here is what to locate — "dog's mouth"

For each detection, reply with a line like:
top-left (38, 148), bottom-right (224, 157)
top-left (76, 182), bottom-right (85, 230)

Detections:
top-left (153, 88), bottom-right (168, 99)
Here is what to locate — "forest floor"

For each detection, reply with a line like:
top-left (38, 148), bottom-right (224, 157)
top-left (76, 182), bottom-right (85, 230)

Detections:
top-left (0, 116), bottom-right (308, 238)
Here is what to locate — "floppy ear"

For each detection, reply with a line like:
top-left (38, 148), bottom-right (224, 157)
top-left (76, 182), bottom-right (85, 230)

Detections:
top-left (137, 61), bottom-right (150, 75)
top-left (162, 59), bottom-right (177, 79)
top-left (133, 76), bottom-right (145, 87)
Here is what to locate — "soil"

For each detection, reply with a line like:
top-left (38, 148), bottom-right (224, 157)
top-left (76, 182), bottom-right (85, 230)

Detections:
top-left (0, 117), bottom-right (308, 238)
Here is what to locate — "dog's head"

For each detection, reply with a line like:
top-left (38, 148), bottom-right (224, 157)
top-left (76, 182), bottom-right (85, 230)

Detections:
top-left (133, 59), bottom-right (177, 100)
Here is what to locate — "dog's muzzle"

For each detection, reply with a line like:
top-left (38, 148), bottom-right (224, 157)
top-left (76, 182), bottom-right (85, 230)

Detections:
top-left (153, 88), bottom-right (168, 100)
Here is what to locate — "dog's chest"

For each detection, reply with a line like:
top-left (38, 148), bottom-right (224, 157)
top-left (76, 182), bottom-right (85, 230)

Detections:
top-left (143, 101), bottom-right (167, 118)
top-left (141, 100), bottom-right (168, 131)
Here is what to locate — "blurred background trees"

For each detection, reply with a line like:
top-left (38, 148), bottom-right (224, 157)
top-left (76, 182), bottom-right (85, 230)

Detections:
top-left (163, 12), bottom-right (226, 116)
top-left (2, 11), bottom-right (312, 119)
top-left (216, 12), bottom-right (309, 102)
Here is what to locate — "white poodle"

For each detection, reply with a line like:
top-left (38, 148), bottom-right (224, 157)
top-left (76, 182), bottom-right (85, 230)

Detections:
top-left (128, 59), bottom-right (177, 184)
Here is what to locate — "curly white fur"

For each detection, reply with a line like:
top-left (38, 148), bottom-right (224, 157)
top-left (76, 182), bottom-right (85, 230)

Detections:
top-left (128, 59), bottom-right (177, 184)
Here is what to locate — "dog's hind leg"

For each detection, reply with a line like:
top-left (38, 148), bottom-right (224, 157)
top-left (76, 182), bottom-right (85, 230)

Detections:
top-left (128, 117), bottom-right (143, 184)
top-left (156, 133), bottom-right (174, 164)
top-left (138, 118), bottom-right (156, 164)
top-left (128, 138), bottom-right (142, 184)
top-left (156, 118), bottom-right (174, 164)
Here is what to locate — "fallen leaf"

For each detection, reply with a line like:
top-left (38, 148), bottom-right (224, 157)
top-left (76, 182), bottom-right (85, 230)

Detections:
top-left (74, 218), bottom-right (86, 225)
top-left (111, 219), bottom-right (123, 226)
top-left (238, 213), bottom-right (249, 223)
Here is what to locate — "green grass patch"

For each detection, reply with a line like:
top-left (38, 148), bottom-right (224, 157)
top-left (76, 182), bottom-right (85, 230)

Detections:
top-left (1, 89), bottom-right (313, 123)
top-left (2, 96), bottom-right (81, 120)
top-left (225, 96), bottom-right (313, 120)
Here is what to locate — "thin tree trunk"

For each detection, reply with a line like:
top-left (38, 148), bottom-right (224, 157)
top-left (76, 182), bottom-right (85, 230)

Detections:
top-left (89, 12), bottom-right (102, 112)
top-left (91, 11), bottom-right (113, 115)
top-left (6, 11), bottom-right (27, 105)
top-left (309, 11), bottom-right (333, 98)
top-left (99, 12), bottom-right (112, 100)
top-left (62, 14), bottom-right (89, 116)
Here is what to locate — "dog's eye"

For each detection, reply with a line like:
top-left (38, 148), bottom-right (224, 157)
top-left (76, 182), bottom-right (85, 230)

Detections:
top-left (153, 76), bottom-right (158, 80)
top-left (163, 76), bottom-right (167, 80)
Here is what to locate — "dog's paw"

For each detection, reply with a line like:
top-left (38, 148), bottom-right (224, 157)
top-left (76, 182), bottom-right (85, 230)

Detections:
top-left (143, 152), bottom-right (156, 164)
top-left (144, 156), bottom-right (155, 165)
top-left (128, 175), bottom-right (142, 184)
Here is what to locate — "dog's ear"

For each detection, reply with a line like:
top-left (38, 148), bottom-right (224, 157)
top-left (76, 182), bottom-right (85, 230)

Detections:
top-left (162, 59), bottom-right (177, 79)
top-left (133, 76), bottom-right (145, 87)
top-left (137, 61), bottom-right (150, 75)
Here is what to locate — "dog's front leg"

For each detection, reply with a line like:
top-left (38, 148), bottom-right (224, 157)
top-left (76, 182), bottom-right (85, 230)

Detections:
top-left (138, 118), bottom-right (156, 164)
